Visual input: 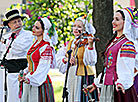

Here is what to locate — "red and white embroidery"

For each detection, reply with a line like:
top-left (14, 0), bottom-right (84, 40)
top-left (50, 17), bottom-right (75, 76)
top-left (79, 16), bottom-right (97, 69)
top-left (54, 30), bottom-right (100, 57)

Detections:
top-left (41, 46), bottom-right (53, 64)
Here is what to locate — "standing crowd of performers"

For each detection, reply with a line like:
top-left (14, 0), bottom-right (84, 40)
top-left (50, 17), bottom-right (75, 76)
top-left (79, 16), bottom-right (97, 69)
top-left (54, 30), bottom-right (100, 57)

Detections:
top-left (0, 6), bottom-right (138, 102)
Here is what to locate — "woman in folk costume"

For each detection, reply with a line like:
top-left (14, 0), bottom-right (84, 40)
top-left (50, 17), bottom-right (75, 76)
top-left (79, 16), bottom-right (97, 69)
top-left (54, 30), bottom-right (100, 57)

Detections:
top-left (83, 7), bottom-right (138, 102)
top-left (56, 16), bottom-right (99, 102)
top-left (135, 46), bottom-right (138, 95)
top-left (134, 48), bottom-right (138, 95)
top-left (134, 8), bottom-right (138, 95)
top-left (18, 16), bottom-right (57, 102)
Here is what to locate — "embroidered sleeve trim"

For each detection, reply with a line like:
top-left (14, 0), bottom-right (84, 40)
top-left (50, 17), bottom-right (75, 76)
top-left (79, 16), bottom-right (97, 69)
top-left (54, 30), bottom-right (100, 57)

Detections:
top-left (120, 41), bottom-right (136, 58)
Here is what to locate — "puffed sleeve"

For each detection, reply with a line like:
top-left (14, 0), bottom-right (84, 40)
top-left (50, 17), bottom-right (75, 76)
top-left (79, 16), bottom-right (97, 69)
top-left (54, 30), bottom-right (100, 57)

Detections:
top-left (9, 31), bottom-right (34, 56)
top-left (0, 42), bottom-right (6, 59)
top-left (94, 72), bottom-right (103, 88)
top-left (115, 41), bottom-right (136, 90)
top-left (135, 52), bottom-right (138, 70)
top-left (26, 44), bottom-right (54, 86)
top-left (83, 42), bottom-right (97, 66)
top-left (135, 41), bottom-right (138, 70)
top-left (56, 46), bottom-right (68, 74)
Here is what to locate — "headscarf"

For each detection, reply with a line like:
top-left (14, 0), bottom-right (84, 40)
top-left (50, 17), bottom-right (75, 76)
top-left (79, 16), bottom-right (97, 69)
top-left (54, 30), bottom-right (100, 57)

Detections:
top-left (40, 17), bottom-right (58, 46)
top-left (75, 17), bottom-right (96, 35)
top-left (121, 7), bottom-right (138, 42)
top-left (121, 7), bottom-right (138, 69)
top-left (39, 17), bottom-right (57, 69)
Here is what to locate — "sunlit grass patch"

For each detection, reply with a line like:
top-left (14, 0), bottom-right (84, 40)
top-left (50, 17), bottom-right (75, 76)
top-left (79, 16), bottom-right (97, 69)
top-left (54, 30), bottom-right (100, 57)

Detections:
top-left (48, 70), bottom-right (62, 76)
top-left (49, 69), bottom-right (65, 102)
top-left (53, 80), bottom-right (64, 102)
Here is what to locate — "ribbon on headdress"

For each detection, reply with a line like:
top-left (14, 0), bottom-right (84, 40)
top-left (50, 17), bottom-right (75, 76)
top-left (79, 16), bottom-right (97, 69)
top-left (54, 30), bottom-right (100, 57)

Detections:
top-left (121, 7), bottom-right (138, 42)
top-left (122, 7), bottom-right (138, 66)
top-left (40, 17), bottom-right (58, 46)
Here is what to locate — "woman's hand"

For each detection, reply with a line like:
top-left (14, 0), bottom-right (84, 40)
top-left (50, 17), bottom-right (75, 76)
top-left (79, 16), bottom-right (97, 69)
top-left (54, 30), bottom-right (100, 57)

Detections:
top-left (19, 76), bottom-right (30, 84)
top-left (116, 83), bottom-right (125, 94)
top-left (134, 67), bottom-right (137, 73)
top-left (62, 58), bottom-right (68, 64)
top-left (88, 37), bottom-right (94, 48)
top-left (70, 56), bottom-right (75, 65)
top-left (83, 83), bottom-right (97, 95)
top-left (0, 37), bottom-right (6, 44)
top-left (18, 73), bottom-right (30, 84)
top-left (23, 77), bottom-right (30, 84)
top-left (18, 76), bottom-right (25, 83)
top-left (18, 74), bottom-right (22, 82)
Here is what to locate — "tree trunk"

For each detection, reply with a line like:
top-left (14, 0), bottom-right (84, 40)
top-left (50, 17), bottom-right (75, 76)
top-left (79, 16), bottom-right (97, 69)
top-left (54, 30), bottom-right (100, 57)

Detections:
top-left (92, 0), bottom-right (113, 74)
top-left (135, 0), bottom-right (138, 8)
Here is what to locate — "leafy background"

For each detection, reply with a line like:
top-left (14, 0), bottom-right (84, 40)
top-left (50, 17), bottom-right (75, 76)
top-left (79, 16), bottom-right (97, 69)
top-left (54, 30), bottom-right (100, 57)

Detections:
top-left (4, 1), bottom-right (124, 101)
top-left (5, 1), bottom-right (94, 101)
top-left (7, 0), bottom-right (93, 51)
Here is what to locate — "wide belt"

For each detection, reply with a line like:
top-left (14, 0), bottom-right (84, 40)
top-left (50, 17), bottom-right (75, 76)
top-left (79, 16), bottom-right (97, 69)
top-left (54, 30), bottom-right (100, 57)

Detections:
top-left (2, 59), bottom-right (28, 73)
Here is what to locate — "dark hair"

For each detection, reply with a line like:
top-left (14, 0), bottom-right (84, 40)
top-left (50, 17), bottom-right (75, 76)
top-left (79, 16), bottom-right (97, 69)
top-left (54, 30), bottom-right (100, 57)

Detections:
top-left (101, 10), bottom-right (125, 57)
top-left (38, 19), bottom-right (44, 30)
top-left (101, 33), bottom-right (117, 57)
top-left (116, 10), bottom-right (125, 20)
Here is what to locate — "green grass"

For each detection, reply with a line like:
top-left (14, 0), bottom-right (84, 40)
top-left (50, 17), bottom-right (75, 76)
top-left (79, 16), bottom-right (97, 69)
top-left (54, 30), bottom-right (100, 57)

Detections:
top-left (49, 71), bottom-right (63, 76)
top-left (49, 69), bottom-right (65, 102)
top-left (53, 81), bottom-right (64, 102)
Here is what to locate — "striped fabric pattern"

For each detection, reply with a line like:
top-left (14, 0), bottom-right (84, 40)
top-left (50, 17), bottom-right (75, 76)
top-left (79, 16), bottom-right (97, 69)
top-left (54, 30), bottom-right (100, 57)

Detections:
top-left (27, 54), bottom-right (34, 73)
top-left (124, 7), bottom-right (134, 21)
top-left (39, 76), bottom-right (55, 102)
top-left (120, 41), bottom-right (136, 58)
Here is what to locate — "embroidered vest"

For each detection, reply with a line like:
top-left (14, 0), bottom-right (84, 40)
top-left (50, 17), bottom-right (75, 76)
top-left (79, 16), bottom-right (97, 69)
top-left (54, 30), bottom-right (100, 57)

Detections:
top-left (66, 39), bottom-right (95, 76)
top-left (104, 37), bottom-right (128, 85)
top-left (27, 40), bottom-right (52, 83)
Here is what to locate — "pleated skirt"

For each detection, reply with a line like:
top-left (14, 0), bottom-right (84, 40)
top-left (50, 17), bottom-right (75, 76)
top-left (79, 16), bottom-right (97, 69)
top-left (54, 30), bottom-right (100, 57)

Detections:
top-left (21, 76), bottom-right (55, 102)
top-left (100, 85), bottom-right (114, 102)
top-left (66, 66), bottom-right (99, 102)
top-left (134, 74), bottom-right (138, 95)
top-left (114, 85), bottom-right (138, 102)
top-left (100, 84), bottom-right (138, 102)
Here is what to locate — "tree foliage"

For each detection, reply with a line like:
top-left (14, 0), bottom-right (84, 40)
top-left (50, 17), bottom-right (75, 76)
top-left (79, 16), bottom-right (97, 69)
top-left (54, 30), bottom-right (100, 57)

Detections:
top-left (7, 0), bottom-right (93, 50)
